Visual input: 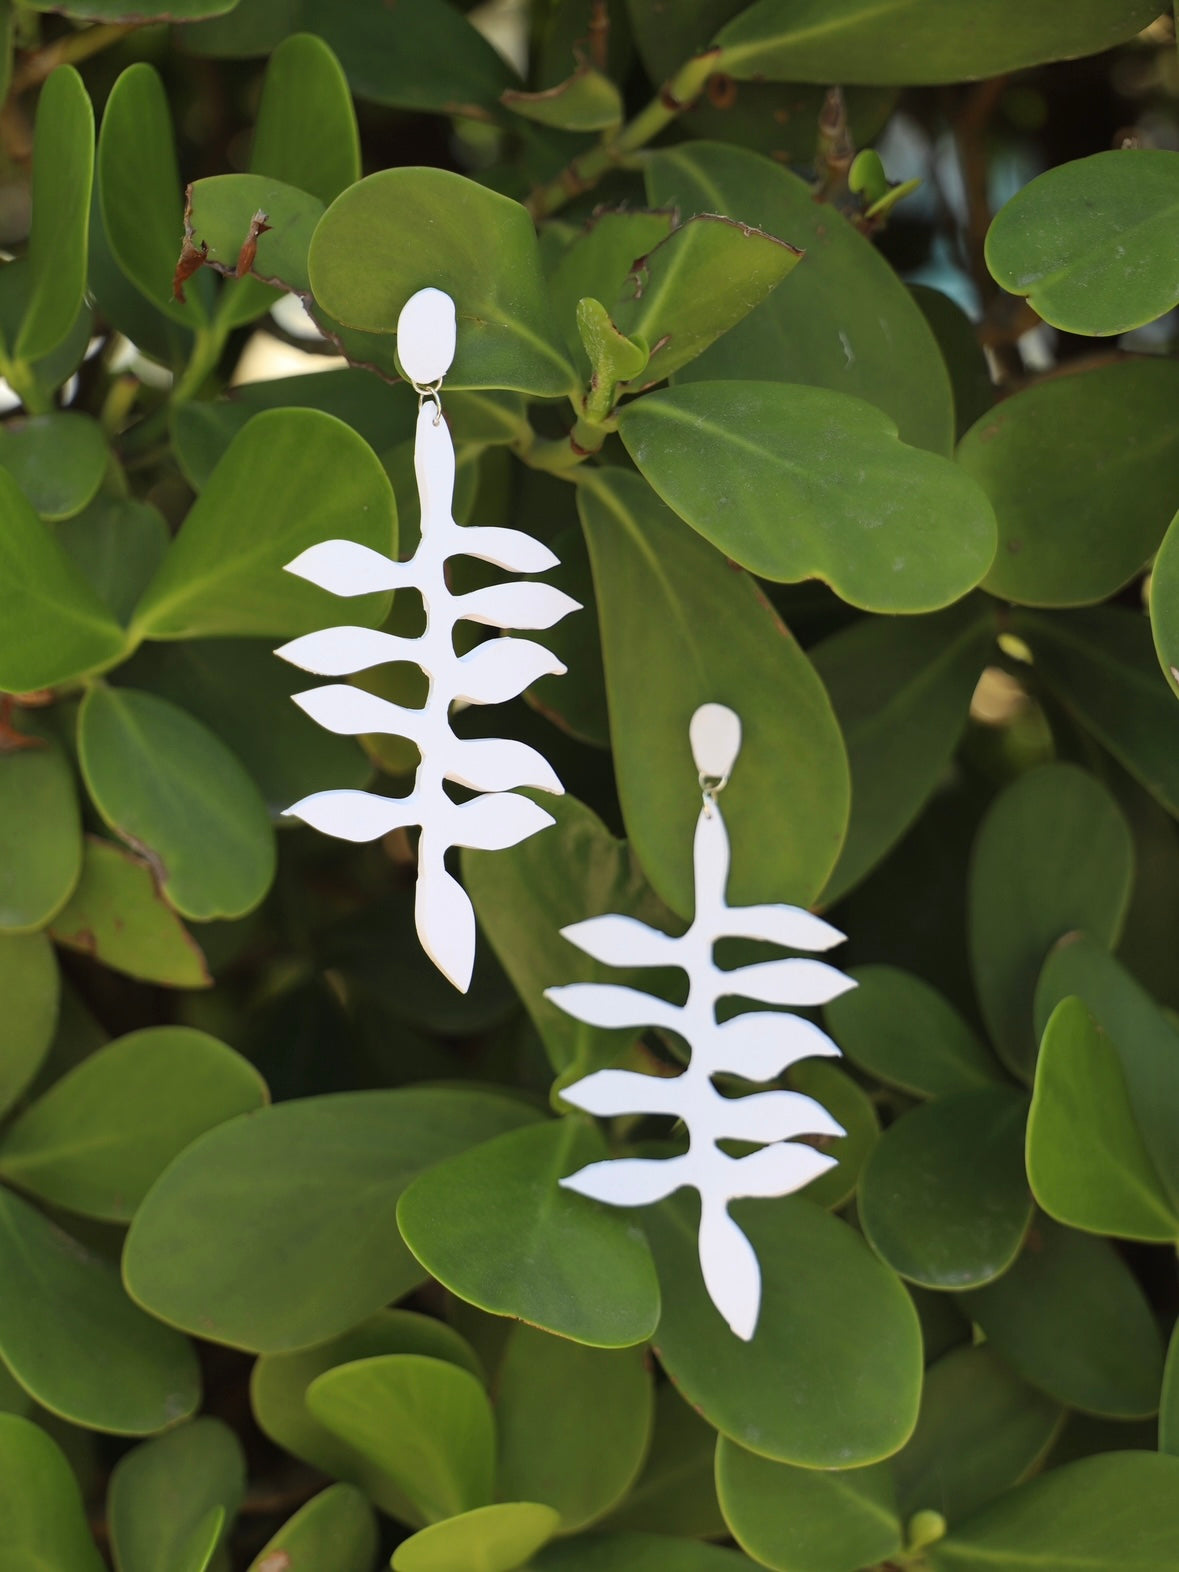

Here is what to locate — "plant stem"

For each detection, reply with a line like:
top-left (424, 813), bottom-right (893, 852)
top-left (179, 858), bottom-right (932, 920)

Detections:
top-left (11, 21), bottom-right (140, 94)
top-left (526, 49), bottom-right (720, 221)
top-left (171, 324), bottom-right (225, 406)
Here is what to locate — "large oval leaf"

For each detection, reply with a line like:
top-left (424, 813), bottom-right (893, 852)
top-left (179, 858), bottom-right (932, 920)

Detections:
top-left (0, 740), bottom-right (81, 932)
top-left (123, 1089), bottom-right (539, 1352)
top-left (617, 382), bottom-right (996, 613)
top-left (0, 932), bottom-right (58, 1118)
top-left (578, 467), bottom-right (849, 917)
top-left (251, 31), bottom-right (360, 207)
top-left (601, 1382), bottom-right (726, 1540)
top-left (392, 1503), bottom-right (561, 1572)
top-left (0, 413), bottom-right (106, 521)
top-left (0, 1414), bottom-right (105, 1572)
top-left (108, 1418), bottom-right (245, 1572)
top-left (245, 1485), bottom-right (377, 1572)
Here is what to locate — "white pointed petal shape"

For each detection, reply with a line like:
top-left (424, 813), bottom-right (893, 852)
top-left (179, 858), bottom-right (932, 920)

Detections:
top-left (544, 982), bottom-right (681, 1032)
top-left (559, 1068), bottom-right (684, 1118)
top-left (276, 625), bottom-right (418, 675)
top-left (721, 957), bottom-right (858, 1007)
top-left (560, 914), bottom-right (684, 970)
top-left (284, 789), bottom-right (418, 842)
top-left (291, 685), bottom-right (425, 741)
top-left (447, 735), bottom-right (563, 795)
top-left (698, 1201), bottom-right (761, 1342)
top-left (690, 703), bottom-right (742, 781)
top-left (718, 1012), bottom-right (842, 1079)
top-left (561, 1154), bottom-right (689, 1207)
top-left (726, 1141), bottom-right (840, 1198)
top-left (416, 858), bottom-right (476, 993)
top-left (285, 539), bottom-right (409, 595)
top-left (452, 637), bottom-right (566, 706)
top-left (454, 581), bottom-right (581, 631)
top-left (723, 905), bottom-right (847, 953)
top-left (397, 287), bottom-right (456, 385)
top-left (717, 1089), bottom-right (845, 1145)
top-left (452, 526), bottom-right (560, 573)
top-left (447, 792), bottom-right (554, 852)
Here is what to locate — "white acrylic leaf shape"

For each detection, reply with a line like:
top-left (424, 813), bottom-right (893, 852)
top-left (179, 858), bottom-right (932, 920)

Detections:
top-left (548, 703), bottom-right (857, 1342)
top-left (277, 287), bottom-right (579, 992)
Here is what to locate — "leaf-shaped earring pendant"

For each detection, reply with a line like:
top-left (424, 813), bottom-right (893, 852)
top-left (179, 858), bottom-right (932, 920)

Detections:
top-left (275, 287), bottom-right (580, 992)
top-left (549, 703), bottom-right (857, 1341)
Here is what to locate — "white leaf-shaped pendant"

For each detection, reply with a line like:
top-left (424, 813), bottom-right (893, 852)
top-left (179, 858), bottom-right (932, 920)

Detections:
top-left (276, 287), bottom-right (578, 992)
top-left (549, 704), bottom-right (857, 1342)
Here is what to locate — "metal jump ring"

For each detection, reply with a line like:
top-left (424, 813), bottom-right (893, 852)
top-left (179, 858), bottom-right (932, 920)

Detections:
top-left (413, 379), bottom-right (444, 425)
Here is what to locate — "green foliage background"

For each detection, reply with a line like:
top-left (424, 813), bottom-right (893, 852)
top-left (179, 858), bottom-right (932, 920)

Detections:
top-left (2, 2), bottom-right (1179, 1568)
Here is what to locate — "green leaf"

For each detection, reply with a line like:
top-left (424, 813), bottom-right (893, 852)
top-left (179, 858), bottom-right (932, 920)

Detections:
top-left (958, 1216), bottom-right (1164, 1418)
top-left (504, 63), bottom-right (622, 131)
top-left (132, 408), bottom-right (397, 640)
top-left (599, 1382), bottom-right (726, 1540)
top-left (525, 523), bottom-right (609, 749)
top-left (108, 1418), bottom-right (245, 1572)
top-left (858, 1087), bottom-right (1033, 1290)
top-left (246, 1484), bottom-right (377, 1572)
top-left (646, 1195), bottom-right (922, 1466)
top-left (1028, 997), bottom-right (1178, 1242)
top-left (958, 361), bottom-right (1179, 605)
top-left (909, 284), bottom-right (995, 441)
top-left (787, 1059), bottom-right (879, 1210)
top-left (0, 413), bottom-right (107, 521)
top-left (967, 763), bottom-right (1133, 1078)
top-left (0, 740), bottom-right (81, 932)
top-left (78, 686), bottom-right (276, 922)
top-left (308, 1354), bottom-right (494, 1522)
top-left (1033, 937), bottom-right (1179, 1214)
top-left (185, 173), bottom-right (323, 297)
top-left (535, 1538), bottom-right (756, 1572)
top-left (252, 32), bottom-right (360, 206)
top-left (986, 148), bottom-right (1179, 336)
top-left (496, 1326), bottom-right (653, 1531)
top-left (548, 210), bottom-right (676, 361)
top-left (1150, 507), bottom-right (1179, 701)
top-left (716, 1443), bottom-right (903, 1572)
top-left (0, 1185), bottom-right (199, 1433)
top-left (397, 1119), bottom-right (661, 1348)
top-left (14, 67), bottom-right (94, 363)
top-left (894, 1345), bottom-right (1063, 1524)
top-left (825, 965), bottom-right (1002, 1099)
top-left (610, 214), bottom-right (802, 388)
top-left (1162, 1323), bottom-right (1179, 1457)
top-left (0, 1027), bottom-right (267, 1223)
top-left (0, 932), bottom-right (58, 1117)
top-left (27, 0), bottom-right (237, 14)
top-left (576, 297), bottom-right (649, 397)
top-left (929, 1452), bottom-right (1179, 1571)
top-left (251, 1309), bottom-right (483, 1525)
top-left (0, 1413), bottom-right (105, 1572)
top-left (617, 383), bottom-right (995, 613)
top-left (0, 471), bottom-right (128, 690)
top-left (813, 601), bottom-right (995, 901)
top-left (308, 168), bottom-right (575, 396)
top-left (645, 142), bottom-right (954, 455)
top-left (579, 467), bottom-right (849, 917)
top-left (712, 0), bottom-right (1159, 84)
top-left (49, 835), bottom-right (210, 987)
top-left (123, 1088), bottom-right (539, 1352)
top-left (55, 496), bottom-right (169, 625)
top-left (392, 1502), bottom-right (561, 1572)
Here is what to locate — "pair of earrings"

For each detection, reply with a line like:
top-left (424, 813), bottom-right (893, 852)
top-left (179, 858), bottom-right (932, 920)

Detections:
top-left (272, 288), bottom-right (856, 1340)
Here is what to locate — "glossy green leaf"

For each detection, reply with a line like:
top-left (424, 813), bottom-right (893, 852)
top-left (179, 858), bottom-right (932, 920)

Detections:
top-left (986, 148), bottom-right (1179, 336)
top-left (716, 1442), bottom-right (902, 1572)
top-left (504, 63), bottom-right (622, 131)
top-left (0, 1413), bottom-right (105, 1572)
top-left (0, 932), bottom-right (58, 1117)
top-left (0, 740), bottom-right (81, 932)
top-left (87, 174), bottom-right (191, 368)
top-left (0, 1027), bottom-right (266, 1222)
top-left (108, 1418), bottom-right (245, 1572)
top-left (251, 1309), bottom-right (482, 1525)
top-left (525, 523), bottom-right (609, 749)
top-left (246, 1484), bottom-right (377, 1572)
top-left (825, 965), bottom-right (1001, 1099)
top-left (308, 168), bottom-right (575, 395)
top-left (55, 496), bottom-right (169, 625)
top-left (547, 210), bottom-right (676, 360)
top-left (0, 1185), bottom-right (199, 1433)
top-left (579, 467), bottom-right (849, 917)
top-left (600, 1380), bottom-right (726, 1539)
top-left (78, 686), bottom-right (276, 922)
top-left (397, 1118), bottom-right (661, 1348)
top-left (496, 1326), bottom-right (653, 1531)
top-left (48, 836), bottom-right (210, 987)
top-left (813, 601), bottom-right (995, 901)
top-left (959, 360), bottom-right (1179, 605)
top-left (618, 383), bottom-right (995, 613)
top-left (646, 1194), bottom-right (922, 1466)
top-left (393, 1502), bottom-right (561, 1572)
top-left (533, 1536), bottom-right (755, 1572)
top-left (645, 143), bottom-right (954, 455)
top-left (929, 1451), bottom-right (1179, 1571)
top-left (959, 1216), bottom-right (1164, 1418)
top-left (134, 408), bottom-right (396, 640)
top-left (185, 173), bottom-right (322, 298)
top-left (0, 413), bottom-right (107, 522)
top-left (14, 67), bottom-right (94, 363)
top-left (788, 1059), bottom-right (879, 1210)
top-left (124, 1089), bottom-right (538, 1352)
top-left (1150, 507), bottom-right (1179, 700)
top-left (894, 1345), bottom-right (1062, 1524)
top-left (859, 1087), bottom-right (1032, 1290)
top-left (0, 471), bottom-right (128, 691)
top-left (967, 763), bottom-right (1133, 1078)
top-left (308, 1354), bottom-right (494, 1522)
top-left (252, 32), bottom-right (359, 205)
top-left (576, 297), bottom-right (649, 397)
top-left (1033, 936), bottom-right (1179, 1213)
top-left (712, 0), bottom-right (1158, 84)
